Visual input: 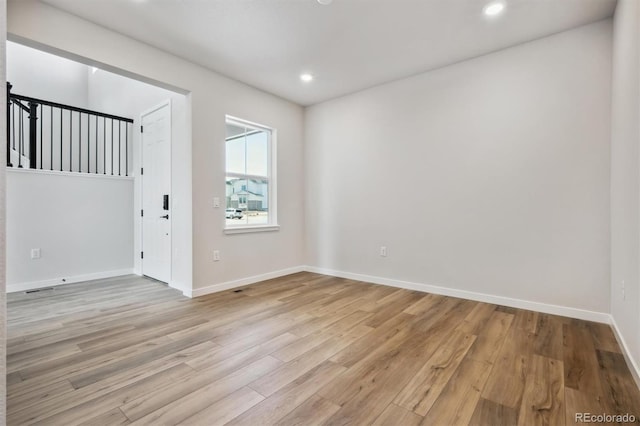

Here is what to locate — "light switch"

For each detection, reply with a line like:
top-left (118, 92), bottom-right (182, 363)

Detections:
top-left (213, 197), bottom-right (220, 208)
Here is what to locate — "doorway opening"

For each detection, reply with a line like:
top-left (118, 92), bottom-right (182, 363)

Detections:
top-left (6, 40), bottom-right (189, 292)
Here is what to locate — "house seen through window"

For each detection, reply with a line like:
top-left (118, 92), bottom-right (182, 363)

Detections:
top-left (225, 116), bottom-right (275, 228)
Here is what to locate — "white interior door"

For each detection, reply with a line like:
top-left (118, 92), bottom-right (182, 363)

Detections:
top-left (141, 101), bottom-right (171, 283)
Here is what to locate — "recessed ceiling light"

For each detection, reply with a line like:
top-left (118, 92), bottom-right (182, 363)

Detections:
top-left (483, 1), bottom-right (505, 17)
top-left (300, 73), bottom-right (314, 82)
top-left (317, 0), bottom-right (333, 5)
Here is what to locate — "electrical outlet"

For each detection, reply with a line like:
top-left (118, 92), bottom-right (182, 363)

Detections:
top-left (30, 248), bottom-right (41, 260)
top-left (213, 250), bottom-right (220, 261)
top-left (213, 197), bottom-right (220, 208)
top-left (380, 246), bottom-right (387, 257)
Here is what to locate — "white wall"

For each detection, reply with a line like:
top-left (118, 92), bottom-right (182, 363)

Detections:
top-left (6, 169), bottom-right (134, 290)
top-left (7, 40), bottom-right (88, 107)
top-left (7, 0), bottom-right (305, 293)
top-left (305, 21), bottom-right (612, 316)
top-left (87, 67), bottom-right (188, 288)
top-left (611, 0), bottom-right (640, 378)
top-left (1, 0), bottom-right (8, 422)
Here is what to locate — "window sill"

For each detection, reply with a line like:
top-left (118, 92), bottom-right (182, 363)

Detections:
top-left (224, 225), bottom-right (280, 235)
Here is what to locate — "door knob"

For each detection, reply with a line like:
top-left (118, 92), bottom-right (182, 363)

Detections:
top-left (160, 214), bottom-right (169, 219)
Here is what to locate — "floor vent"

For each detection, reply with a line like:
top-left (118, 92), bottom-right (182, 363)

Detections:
top-left (25, 287), bottom-right (54, 294)
top-left (233, 289), bottom-right (244, 293)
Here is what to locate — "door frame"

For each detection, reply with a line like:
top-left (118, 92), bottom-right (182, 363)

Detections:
top-left (138, 99), bottom-right (172, 284)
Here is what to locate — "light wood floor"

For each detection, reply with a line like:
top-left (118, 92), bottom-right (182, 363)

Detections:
top-left (6, 272), bottom-right (640, 425)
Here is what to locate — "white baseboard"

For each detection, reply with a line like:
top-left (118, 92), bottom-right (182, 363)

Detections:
top-left (7, 268), bottom-right (135, 293)
top-left (304, 266), bottom-right (610, 324)
top-left (184, 266), bottom-right (306, 298)
top-left (609, 316), bottom-right (640, 389)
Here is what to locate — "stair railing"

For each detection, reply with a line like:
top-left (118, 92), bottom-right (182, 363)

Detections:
top-left (6, 82), bottom-right (135, 175)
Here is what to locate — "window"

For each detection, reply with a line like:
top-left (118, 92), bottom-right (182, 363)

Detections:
top-left (225, 116), bottom-right (277, 232)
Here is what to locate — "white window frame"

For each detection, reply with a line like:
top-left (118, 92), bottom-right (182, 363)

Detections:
top-left (224, 115), bottom-right (278, 234)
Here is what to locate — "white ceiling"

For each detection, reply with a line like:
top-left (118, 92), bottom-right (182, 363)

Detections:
top-left (40, 0), bottom-right (616, 106)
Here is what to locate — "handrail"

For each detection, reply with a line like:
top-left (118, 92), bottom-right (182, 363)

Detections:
top-left (10, 93), bottom-right (134, 123)
top-left (10, 98), bottom-right (30, 112)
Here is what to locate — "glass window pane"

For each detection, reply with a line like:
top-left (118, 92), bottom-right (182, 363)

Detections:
top-left (225, 176), bottom-right (249, 227)
top-left (246, 130), bottom-right (268, 177)
top-left (225, 136), bottom-right (246, 175)
top-left (224, 117), bottom-right (274, 228)
top-left (246, 178), bottom-right (269, 225)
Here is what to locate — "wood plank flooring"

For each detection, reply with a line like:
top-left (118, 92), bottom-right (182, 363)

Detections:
top-left (6, 272), bottom-right (640, 425)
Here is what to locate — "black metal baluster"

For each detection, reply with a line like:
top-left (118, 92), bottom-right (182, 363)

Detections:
top-left (39, 104), bottom-right (43, 169)
top-left (118, 120), bottom-right (121, 176)
top-left (87, 113), bottom-right (90, 173)
top-left (125, 123), bottom-right (129, 176)
top-left (50, 106), bottom-right (53, 170)
top-left (78, 112), bottom-right (82, 172)
top-left (60, 108), bottom-right (63, 171)
top-left (111, 119), bottom-right (114, 176)
top-left (11, 103), bottom-right (15, 150)
top-left (18, 106), bottom-right (23, 168)
top-left (95, 115), bottom-right (98, 174)
top-left (103, 116), bottom-right (106, 174)
top-left (69, 110), bottom-right (73, 172)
